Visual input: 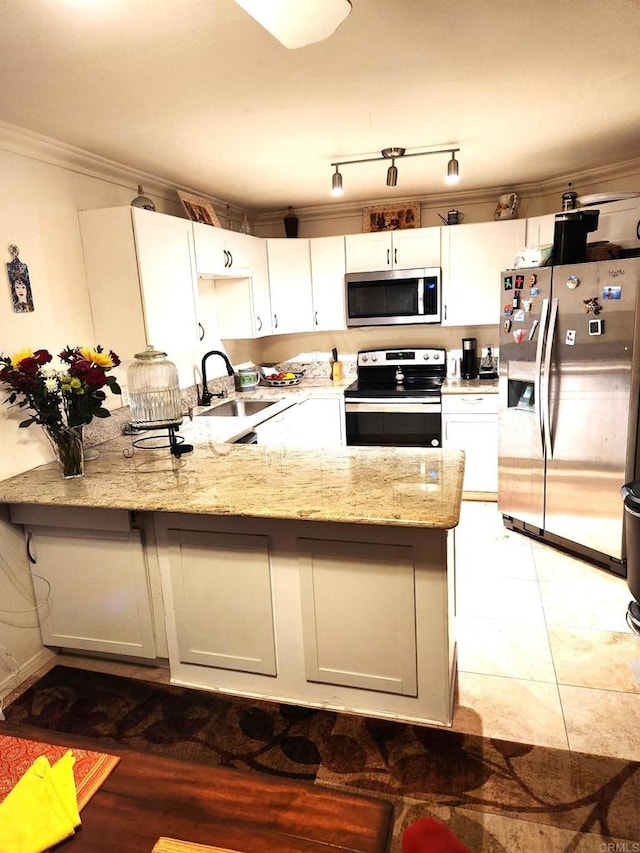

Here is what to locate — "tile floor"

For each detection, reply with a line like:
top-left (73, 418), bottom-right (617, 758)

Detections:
top-left (453, 500), bottom-right (640, 760)
top-left (6, 501), bottom-right (640, 763)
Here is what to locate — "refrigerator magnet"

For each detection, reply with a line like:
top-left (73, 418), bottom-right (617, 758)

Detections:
top-left (566, 330), bottom-right (576, 346)
top-left (528, 319), bottom-right (539, 341)
top-left (515, 275), bottom-right (524, 289)
top-left (530, 286), bottom-right (540, 297)
top-left (566, 275), bottom-right (580, 289)
top-left (528, 274), bottom-right (537, 286)
top-left (583, 297), bottom-right (602, 314)
top-left (504, 276), bottom-right (513, 290)
top-left (512, 328), bottom-right (525, 344)
top-left (503, 319), bottom-right (512, 333)
top-left (523, 299), bottom-right (532, 312)
top-left (602, 285), bottom-right (621, 300)
top-left (503, 304), bottom-right (513, 315)
top-left (514, 309), bottom-right (525, 322)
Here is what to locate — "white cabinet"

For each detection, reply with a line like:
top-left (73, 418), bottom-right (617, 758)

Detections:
top-left (10, 506), bottom-right (159, 659)
top-left (441, 219), bottom-right (526, 326)
top-left (442, 393), bottom-right (498, 495)
top-left (208, 235), bottom-right (273, 339)
top-left (345, 227), bottom-right (441, 273)
top-left (254, 398), bottom-right (344, 447)
top-left (298, 538), bottom-right (417, 695)
top-left (192, 222), bottom-right (253, 276)
top-left (588, 198), bottom-right (640, 247)
top-left (526, 214), bottom-right (555, 248)
top-left (167, 528), bottom-right (276, 675)
top-left (79, 206), bottom-right (200, 388)
top-left (266, 239), bottom-right (314, 334)
top-left (310, 236), bottom-right (346, 331)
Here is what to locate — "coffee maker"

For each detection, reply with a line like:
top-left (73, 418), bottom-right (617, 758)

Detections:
top-left (461, 337), bottom-right (478, 380)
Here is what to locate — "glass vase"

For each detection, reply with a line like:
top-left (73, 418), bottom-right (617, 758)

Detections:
top-left (43, 424), bottom-right (84, 479)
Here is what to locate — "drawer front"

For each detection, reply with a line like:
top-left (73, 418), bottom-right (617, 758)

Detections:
top-left (442, 393), bottom-right (498, 415)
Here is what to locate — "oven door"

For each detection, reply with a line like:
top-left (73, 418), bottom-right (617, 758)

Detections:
top-left (345, 399), bottom-right (442, 447)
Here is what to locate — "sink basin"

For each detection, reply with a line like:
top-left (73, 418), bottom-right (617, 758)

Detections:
top-left (198, 399), bottom-right (278, 418)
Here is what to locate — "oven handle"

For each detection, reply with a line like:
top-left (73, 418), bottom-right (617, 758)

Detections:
top-left (345, 402), bottom-right (441, 414)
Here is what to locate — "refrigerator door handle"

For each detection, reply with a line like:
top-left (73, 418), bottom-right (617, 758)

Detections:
top-left (535, 297), bottom-right (550, 450)
top-left (542, 297), bottom-right (559, 460)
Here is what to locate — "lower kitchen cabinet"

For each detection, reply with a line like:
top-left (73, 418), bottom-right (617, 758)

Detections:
top-left (254, 397), bottom-right (344, 447)
top-left (442, 393), bottom-right (498, 496)
top-left (166, 528), bottom-right (276, 676)
top-left (298, 538), bottom-right (417, 695)
top-left (9, 506), bottom-right (159, 659)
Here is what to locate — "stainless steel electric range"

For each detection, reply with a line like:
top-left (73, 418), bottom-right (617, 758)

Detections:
top-left (344, 347), bottom-right (447, 447)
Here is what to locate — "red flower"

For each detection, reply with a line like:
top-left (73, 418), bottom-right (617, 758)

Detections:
top-left (84, 367), bottom-right (107, 388)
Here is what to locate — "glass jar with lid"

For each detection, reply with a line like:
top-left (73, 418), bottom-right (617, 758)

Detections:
top-left (127, 345), bottom-right (182, 429)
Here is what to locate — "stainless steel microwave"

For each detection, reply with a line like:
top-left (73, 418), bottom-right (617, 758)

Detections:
top-left (345, 267), bottom-right (441, 327)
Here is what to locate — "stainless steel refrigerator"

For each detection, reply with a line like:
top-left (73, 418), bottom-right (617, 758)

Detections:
top-left (498, 257), bottom-right (640, 576)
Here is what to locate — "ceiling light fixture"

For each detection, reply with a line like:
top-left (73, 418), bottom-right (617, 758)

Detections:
top-left (331, 165), bottom-right (344, 196)
top-left (233, 0), bottom-right (352, 49)
top-left (330, 146), bottom-right (461, 196)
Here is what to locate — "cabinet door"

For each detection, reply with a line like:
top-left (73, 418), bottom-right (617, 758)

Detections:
top-left (589, 199), bottom-right (640, 247)
top-left (392, 226), bottom-right (441, 269)
top-left (525, 214), bottom-right (555, 248)
top-left (310, 236), bottom-right (346, 331)
top-left (132, 209), bottom-right (200, 386)
top-left (345, 232), bottom-right (393, 272)
top-left (168, 529), bottom-right (276, 675)
top-left (192, 221), bottom-right (228, 275)
top-left (298, 538), bottom-right (417, 696)
top-left (443, 409), bottom-right (498, 494)
top-left (247, 235), bottom-right (272, 336)
top-left (28, 527), bottom-right (157, 658)
top-left (266, 239), bottom-right (313, 334)
top-left (442, 219), bottom-right (526, 326)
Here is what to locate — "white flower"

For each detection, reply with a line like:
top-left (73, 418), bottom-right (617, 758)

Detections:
top-left (44, 377), bottom-right (59, 393)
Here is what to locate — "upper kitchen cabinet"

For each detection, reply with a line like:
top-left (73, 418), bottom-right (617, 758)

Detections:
top-left (587, 197), bottom-right (640, 247)
top-left (192, 221), bottom-right (253, 277)
top-left (310, 236), bottom-right (346, 331)
top-left (441, 219), bottom-right (526, 326)
top-left (209, 235), bottom-right (273, 339)
top-left (266, 239), bottom-right (314, 335)
top-left (345, 227), bottom-right (441, 273)
top-left (78, 207), bottom-right (199, 387)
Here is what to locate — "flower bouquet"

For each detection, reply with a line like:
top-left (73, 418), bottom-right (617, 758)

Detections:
top-left (0, 346), bottom-right (121, 478)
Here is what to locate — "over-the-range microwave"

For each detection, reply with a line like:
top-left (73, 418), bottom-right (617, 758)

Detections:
top-left (345, 267), bottom-right (441, 327)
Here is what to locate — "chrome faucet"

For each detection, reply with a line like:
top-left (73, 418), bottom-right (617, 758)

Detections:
top-left (199, 350), bottom-right (234, 406)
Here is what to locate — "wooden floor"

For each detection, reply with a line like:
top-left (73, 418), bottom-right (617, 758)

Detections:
top-left (1, 722), bottom-right (392, 853)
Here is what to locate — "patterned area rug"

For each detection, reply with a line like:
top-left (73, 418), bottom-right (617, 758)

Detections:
top-left (6, 666), bottom-right (640, 852)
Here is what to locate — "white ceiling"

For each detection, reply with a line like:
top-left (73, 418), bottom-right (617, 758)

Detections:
top-left (2, 0), bottom-right (640, 213)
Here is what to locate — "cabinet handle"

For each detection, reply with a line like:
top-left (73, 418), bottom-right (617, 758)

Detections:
top-left (26, 531), bottom-right (36, 564)
top-left (394, 247), bottom-right (397, 265)
top-left (256, 315), bottom-right (262, 332)
top-left (387, 248), bottom-right (390, 266)
top-left (223, 249), bottom-right (230, 268)
top-left (314, 311), bottom-right (318, 326)
top-left (636, 219), bottom-right (640, 241)
top-left (462, 396), bottom-right (486, 404)
top-left (228, 250), bottom-right (233, 267)
top-left (198, 322), bottom-right (205, 342)
top-left (274, 314), bottom-right (278, 329)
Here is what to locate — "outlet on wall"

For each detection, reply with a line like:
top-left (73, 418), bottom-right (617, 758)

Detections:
top-left (120, 384), bottom-right (130, 406)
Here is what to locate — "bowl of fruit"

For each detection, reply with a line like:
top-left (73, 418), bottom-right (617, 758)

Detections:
top-left (260, 368), bottom-right (306, 387)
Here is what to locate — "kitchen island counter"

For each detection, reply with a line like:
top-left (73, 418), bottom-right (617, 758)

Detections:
top-left (0, 437), bottom-right (464, 530)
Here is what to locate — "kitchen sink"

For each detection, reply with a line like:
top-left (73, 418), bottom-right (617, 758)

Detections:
top-left (198, 399), bottom-right (278, 418)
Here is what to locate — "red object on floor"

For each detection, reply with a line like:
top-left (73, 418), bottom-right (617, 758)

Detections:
top-left (402, 817), bottom-right (471, 853)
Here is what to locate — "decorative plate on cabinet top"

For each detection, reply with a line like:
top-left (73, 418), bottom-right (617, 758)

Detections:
top-left (577, 192), bottom-right (640, 206)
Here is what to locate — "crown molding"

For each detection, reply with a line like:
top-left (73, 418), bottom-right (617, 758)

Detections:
top-left (2, 120), bottom-right (639, 225)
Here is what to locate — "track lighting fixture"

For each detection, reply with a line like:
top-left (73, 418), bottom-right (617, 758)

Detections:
top-left (329, 146), bottom-right (461, 196)
top-left (331, 165), bottom-right (344, 196)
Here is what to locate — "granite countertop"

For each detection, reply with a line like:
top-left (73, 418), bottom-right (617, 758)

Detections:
top-left (442, 378), bottom-right (498, 394)
top-left (0, 431), bottom-right (464, 530)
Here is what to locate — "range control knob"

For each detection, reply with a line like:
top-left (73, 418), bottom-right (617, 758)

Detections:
top-left (361, 354), bottom-right (368, 363)
top-left (423, 353), bottom-right (430, 360)
top-left (371, 354), bottom-right (378, 362)
top-left (432, 352), bottom-right (441, 360)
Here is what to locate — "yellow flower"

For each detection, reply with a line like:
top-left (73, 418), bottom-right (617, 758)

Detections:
top-left (79, 347), bottom-right (114, 368)
top-left (10, 348), bottom-right (34, 367)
